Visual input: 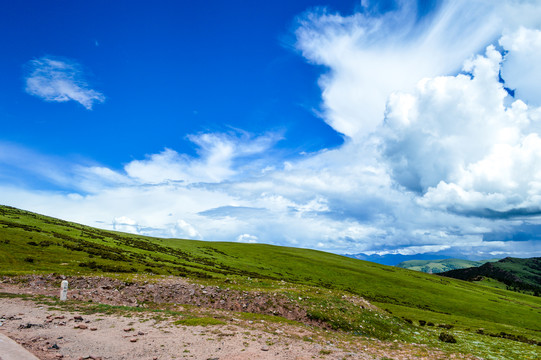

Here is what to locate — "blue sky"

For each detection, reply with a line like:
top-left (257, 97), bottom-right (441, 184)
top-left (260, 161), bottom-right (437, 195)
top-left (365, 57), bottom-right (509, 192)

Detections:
top-left (2, 0), bottom-right (541, 262)
top-left (2, 0), bottom-right (350, 168)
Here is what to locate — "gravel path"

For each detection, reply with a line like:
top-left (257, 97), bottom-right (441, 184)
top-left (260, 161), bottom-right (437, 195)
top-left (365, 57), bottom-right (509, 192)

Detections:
top-left (0, 296), bottom-right (368, 360)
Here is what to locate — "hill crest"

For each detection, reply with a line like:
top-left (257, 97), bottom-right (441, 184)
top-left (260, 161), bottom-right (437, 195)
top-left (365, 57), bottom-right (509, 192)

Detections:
top-left (439, 257), bottom-right (541, 295)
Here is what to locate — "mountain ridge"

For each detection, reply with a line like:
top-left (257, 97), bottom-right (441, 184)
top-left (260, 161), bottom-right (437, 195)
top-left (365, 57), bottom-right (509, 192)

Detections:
top-left (396, 258), bottom-right (500, 274)
top-left (439, 256), bottom-right (541, 295)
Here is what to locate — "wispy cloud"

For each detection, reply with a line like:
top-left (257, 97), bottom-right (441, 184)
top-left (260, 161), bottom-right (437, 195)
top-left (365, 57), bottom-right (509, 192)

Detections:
top-left (124, 131), bottom-right (282, 184)
top-left (24, 55), bottom-right (105, 110)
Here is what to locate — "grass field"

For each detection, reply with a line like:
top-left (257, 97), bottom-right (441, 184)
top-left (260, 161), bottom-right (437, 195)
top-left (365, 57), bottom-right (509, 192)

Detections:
top-left (1, 205), bottom-right (540, 359)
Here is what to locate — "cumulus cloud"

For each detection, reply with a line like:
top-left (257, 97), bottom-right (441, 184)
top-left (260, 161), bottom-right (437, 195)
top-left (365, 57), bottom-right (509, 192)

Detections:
top-left (382, 34), bottom-right (541, 217)
top-left (295, 0), bottom-right (541, 140)
top-left (237, 234), bottom-right (258, 243)
top-left (173, 219), bottom-right (202, 240)
top-left (500, 27), bottom-right (541, 106)
top-left (25, 56), bottom-right (104, 109)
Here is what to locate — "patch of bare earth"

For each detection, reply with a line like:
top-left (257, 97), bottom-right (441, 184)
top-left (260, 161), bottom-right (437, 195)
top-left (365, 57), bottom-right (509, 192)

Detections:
top-left (0, 275), bottom-right (474, 360)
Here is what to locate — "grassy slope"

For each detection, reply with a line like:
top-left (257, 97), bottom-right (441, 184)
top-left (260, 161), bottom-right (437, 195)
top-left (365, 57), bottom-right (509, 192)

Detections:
top-left (440, 257), bottom-right (541, 293)
top-left (1, 205), bottom-right (540, 358)
top-left (396, 258), bottom-right (498, 274)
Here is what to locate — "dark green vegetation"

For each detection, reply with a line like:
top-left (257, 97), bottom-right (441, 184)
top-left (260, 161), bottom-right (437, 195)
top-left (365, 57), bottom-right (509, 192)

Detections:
top-left (1, 205), bottom-right (540, 359)
top-left (396, 258), bottom-right (499, 274)
top-left (440, 257), bottom-right (541, 295)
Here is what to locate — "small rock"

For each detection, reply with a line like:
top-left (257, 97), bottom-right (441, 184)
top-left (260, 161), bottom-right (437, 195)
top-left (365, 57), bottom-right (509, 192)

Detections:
top-left (124, 327), bottom-right (133, 332)
top-left (261, 345), bottom-right (269, 351)
top-left (90, 327), bottom-right (98, 331)
top-left (77, 324), bottom-right (88, 330)
top-left (74, 315), bottom-right (83, 321)
top-left (138, 331), bottom-right (145, 335)
top-left (130, 338), bottom-right (138, 342)
top-left (55, 355), bottom-right (64, 358)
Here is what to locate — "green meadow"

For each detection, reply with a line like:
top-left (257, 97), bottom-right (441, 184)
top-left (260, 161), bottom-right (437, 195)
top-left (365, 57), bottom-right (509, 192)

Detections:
top-left (1, 205), bottom-right (540, 359)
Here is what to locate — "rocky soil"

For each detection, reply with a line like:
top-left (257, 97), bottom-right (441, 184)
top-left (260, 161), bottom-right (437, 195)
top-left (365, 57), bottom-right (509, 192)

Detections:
top-left (0, 275), bottom-right (474, 360)
top-left (0, 274), bottom-right (321, 326)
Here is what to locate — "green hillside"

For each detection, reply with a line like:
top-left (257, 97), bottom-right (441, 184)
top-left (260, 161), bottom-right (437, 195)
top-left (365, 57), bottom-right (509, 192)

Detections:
top-left (1, 205), bottom-right (540, 359)
top-left (440, 257), bottom-right (541, 295)
top-left (396, 258), bottom-right (499, 274)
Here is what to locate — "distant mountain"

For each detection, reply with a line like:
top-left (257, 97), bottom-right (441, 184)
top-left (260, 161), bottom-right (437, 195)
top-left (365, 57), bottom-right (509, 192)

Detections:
top-left (342, 252), bottom-right (453, 266)
top-left (396, 258), bottom-right (499, 274)
top-left (439, 257), bottom-right (541, 294)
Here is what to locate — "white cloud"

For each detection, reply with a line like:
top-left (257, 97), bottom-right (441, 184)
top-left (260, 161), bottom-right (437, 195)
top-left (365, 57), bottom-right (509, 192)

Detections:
top-left (112, 216), bottom-right (139, 234)
top-left (295, 0), bottom-right (541, 140)
top-left (500, 27), bottom-right (541, 106)
top-left (369, 245), bottom-right (452, 256)
top-left (237, 234), bottom-right (258, 243)
top-left (381, 35), bottom-right (541, 216)
top-left (295, 1), bottom-right (505, 139)
top-left (25, 56), bottom-right (105, 110)
top-left (124, 132), bottom-right (281, 184)
top-left (173, 219), bottom-right (202, 240)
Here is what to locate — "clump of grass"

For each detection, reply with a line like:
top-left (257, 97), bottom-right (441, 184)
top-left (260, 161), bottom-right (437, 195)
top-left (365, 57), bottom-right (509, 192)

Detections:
top-left (439, 332), bottom-right (457, 343)
top-left (238, 312), bottom-right (298, 325)
top-left (173, 317), bottom-right (226, 326)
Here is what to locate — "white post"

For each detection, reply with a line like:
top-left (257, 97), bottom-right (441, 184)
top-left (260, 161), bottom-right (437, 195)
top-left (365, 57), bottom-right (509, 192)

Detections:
top-left (60, 280), bottom-right (68, 301)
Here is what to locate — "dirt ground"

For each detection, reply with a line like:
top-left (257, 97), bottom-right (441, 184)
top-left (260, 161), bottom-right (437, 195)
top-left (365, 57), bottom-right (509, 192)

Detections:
top-left (0, 275), bottom-right (472, 360)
